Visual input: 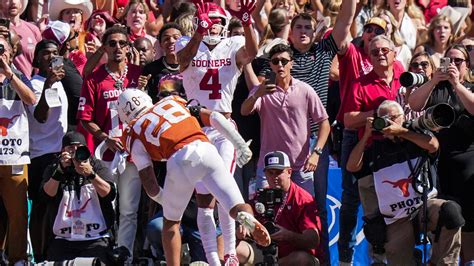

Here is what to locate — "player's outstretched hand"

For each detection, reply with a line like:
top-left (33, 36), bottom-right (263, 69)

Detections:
top-left (194, 0), bottom-right (214, 35)
top-left (235, 0), bottom-right (256, 26)
top-left (236, 140), bottom-right (252, 167)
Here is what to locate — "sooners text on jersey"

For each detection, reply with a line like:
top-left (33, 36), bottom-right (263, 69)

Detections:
top-left (176, 36), bottom-right (245, 113)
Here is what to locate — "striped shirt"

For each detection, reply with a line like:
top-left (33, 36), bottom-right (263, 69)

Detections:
top-left (260, 34), bottom-right (339, 133)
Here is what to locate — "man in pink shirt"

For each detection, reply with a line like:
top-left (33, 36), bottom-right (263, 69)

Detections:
top-left (241, 43), bottom-right (330, 198)
top-left (0, 0), bottom-right (42, 79)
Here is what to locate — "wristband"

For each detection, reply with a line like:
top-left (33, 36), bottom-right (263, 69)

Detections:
top-left (314, 147), bottom-right (323, 155)
top-left (52, 166), bottom-right (64, 182)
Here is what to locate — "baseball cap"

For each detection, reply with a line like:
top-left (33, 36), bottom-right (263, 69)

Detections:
top-left (364, 17), bottom-right (387, 32)
top-left (264, 151), bottom-right (291, 170)
top-left (62, 131), bottom-right (87, 147)
top-left (42, 21), bottom-right (71, 45)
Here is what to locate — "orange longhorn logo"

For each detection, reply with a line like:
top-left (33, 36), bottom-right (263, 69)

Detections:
top-left (383, 176), bottom-right (413, 197)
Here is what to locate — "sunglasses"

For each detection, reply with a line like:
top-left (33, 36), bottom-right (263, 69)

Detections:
top-left (370, 47), bottom-right (392, 57)
top-left (364, 25), bottom-right (385, 36)
top-left (107, 40), bottom-right (129, 48)
top-left (465, 44), bottom-right (474, 52)
top-left (270, 58), bottom-right (291, 66)
top-left (451, 58), bottom-right (466, 66)
top-left (410, 61), bottom-right (430, 69)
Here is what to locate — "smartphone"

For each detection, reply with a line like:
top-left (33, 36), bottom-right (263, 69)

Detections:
top-left (265, 71), bottom-right (276, 86)
top-left (439, 57), bottom-right (450, 73)
top-left (0, 18), bottom-right (10, 29)
top-left (50, 56), bottom-right (64, 70)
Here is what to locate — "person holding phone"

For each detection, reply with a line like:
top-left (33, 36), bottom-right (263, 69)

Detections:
top-left (241, 43), bottom-right (330, 212)
top-left (27, 39), bottom-right (68, 262)
top-left (0, 35), bottom-right (36, 266)
top-left (409, 44), bottom-right (474, 263)
top-left (0, 0), bottom-right (42, 79)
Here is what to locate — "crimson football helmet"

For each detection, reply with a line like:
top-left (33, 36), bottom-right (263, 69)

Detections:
top-left (194, 3), bottom-right (230, 46)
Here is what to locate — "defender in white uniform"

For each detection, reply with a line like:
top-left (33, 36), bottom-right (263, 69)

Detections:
top-left (176, 0), bottom-right (258, 265)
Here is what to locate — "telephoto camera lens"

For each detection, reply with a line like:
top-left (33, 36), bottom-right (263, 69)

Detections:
top-left (74, 146), bottom-right (91, 162)
top-left (404, 103), bottom-right (456, 132)
top-left (372, 117), bottom-right (390, 131)
top-left (400, 72), bottom-right (428, 87)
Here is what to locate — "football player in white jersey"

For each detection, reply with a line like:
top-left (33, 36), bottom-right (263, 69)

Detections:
top-left (176, 0), bottom-right (258, 265)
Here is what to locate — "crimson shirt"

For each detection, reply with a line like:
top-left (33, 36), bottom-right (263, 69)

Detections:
top-left (254, 183), bottom-right (322, 260)
top-left (77, 64), bottom-right (141, 160)
top-left (415, 0), bottom-right (447, 24)
top-left (337, 43), bottom-right (405, 122)
top-left (344, 69), bottom-right (402, 138)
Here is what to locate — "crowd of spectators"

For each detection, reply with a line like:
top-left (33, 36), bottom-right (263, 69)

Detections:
top-left (0, 0), bottom-right (473, 265)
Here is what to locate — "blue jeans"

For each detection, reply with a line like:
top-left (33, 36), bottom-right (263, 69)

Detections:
top-left (338, 130), bottom-right (361, 263)
top-left (311, 137), bottom-right (330, 265)
top-left (147, 211), bottom-right (221, 262)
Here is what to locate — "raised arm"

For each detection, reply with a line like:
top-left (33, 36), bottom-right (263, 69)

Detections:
top-left (34, 67), bottom-right (66, 123)
top-left (234, 0), bottom-right (259, 68)
top-left (332, 0), bottom-right (357, 54)
top-left (177, 1), bottom-right (213, 72)
top-left (0, 58), bottom-right (36, 105)
top-left (408, 70), bottom-right (449, 111)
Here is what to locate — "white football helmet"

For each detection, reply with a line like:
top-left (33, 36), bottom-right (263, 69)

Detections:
top-left (194, 3), bottom-right (230, 46)
top-left (117, 89), bottom-right (153, 124)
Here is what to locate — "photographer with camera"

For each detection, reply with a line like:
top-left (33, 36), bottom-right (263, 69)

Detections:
top-left (347, 100), bottom-right (463, 265)
top-left (408, 44), bottom-right (474, 263)
top-left (40, 131), bottom-right (116, 264)
top-left (0, 36), bottom-right (36, 265)
top-left (397, 52), bottom-right (436, 120)
top-left (242, 151), bottom-right (321, 266)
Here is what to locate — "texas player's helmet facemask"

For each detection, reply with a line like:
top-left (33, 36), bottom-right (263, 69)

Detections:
top-left (117, 88), bottom-right (153, 124)
top-left (194, 3), bottom-right (230, 46)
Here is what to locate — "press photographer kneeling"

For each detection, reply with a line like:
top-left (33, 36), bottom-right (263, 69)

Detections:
top-left (239, 151), bottom-right (321, 266)
top-left (347, 100), bottom-right (464, 265)
top-left (40, 132), bottom-right (116, 264)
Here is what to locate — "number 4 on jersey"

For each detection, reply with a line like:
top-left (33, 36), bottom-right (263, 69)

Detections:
top-left (200, 69), bottom-right (222, 99)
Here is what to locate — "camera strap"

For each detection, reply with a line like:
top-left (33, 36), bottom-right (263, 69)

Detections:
top-left (447, 85), bottom-right (462, 113)
top-left (273, 192), bottom-right (289, 224)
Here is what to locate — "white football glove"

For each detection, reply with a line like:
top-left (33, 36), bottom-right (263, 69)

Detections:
top-left (210, 112), bottom-right (253, 167)
top-left (236, 140), bottom-right (252, 168)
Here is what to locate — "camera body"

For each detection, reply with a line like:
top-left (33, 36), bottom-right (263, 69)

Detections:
top-left (254, 188), bottom-right (284, 265)
top-left (255, 188), bottom-right (284, 219)
top-left (372, 116), bottom-right (391, 131)
top-left (62, 146), bottom-right (92, 176)
top-left (0, 18), bottom-right (10, 29)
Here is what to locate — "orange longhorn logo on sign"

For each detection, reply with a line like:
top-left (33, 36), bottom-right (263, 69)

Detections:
top-left (0, 114), bottom-right (20, 136)
top-left (383, 176), bottom-right (413, 197)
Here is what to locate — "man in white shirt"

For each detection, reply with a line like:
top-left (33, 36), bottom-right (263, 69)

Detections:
top-left (27, 39), bottom-right (68, 262)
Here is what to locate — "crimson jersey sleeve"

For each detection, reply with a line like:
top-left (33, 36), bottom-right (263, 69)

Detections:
top-left (77, 76), bottom-right (97, 122)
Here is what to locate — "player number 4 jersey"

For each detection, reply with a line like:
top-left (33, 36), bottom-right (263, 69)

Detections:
top-left (123, 96), bottom-right (208, 162)
top-left (175, 36), bottom-right (245, 113)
